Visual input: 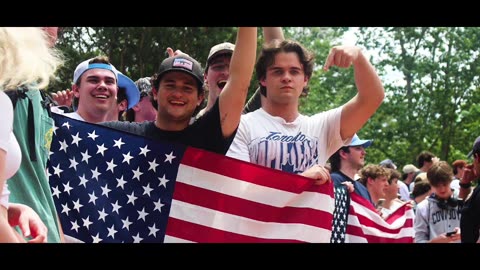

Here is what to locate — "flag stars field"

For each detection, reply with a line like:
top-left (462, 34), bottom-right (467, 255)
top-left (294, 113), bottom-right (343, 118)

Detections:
top-left (88, 191), bottom-right (98, 204)
top-left (71, 132), bottom-right (82, 146)
top-left (96, 143), bottom-right (107, 156)
top-left (164, 151), bottom-right (175, 163)
top-left (98, 208), bottom-right (108, 221)
top-left (113, 137), bottom-right (124, 149)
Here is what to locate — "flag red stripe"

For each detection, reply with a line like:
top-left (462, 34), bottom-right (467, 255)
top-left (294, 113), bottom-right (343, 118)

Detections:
top-left (171, 182), bottom-right (333, 230)
top-left (345, 193), bottom-right (415, 243)
top-left (384, 204), bottom-right (411, 223)
top-left (349, 206), bottom-right (414, 234)
top-left (181, 147), bottom-right (333, 197)
top-left (165, 217), bottom-right (303, 243)
top-left (362, 234), bottom-right (414, 243)
top-left (346, 225), bottom-right (414, 243)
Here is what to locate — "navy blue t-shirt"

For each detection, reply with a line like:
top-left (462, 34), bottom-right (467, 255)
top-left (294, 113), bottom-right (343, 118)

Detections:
top-left (102, 99), bottom-right (235, 155)
top-left (331, 171), bottom-right (374, 206)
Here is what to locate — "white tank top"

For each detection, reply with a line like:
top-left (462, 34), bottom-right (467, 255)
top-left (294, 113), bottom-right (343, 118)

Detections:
top-left (0, 91), bottom-right (22, 209)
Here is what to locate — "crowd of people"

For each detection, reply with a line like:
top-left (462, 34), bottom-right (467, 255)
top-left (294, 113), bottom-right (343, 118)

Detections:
top-left (1, 26), bottom-right (479, 243)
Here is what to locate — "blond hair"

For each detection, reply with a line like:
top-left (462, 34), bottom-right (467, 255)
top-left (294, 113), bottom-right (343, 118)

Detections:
top-left (0, 27), bottom-right (63, 90)
top-left (358, 164), bottom-right (390, 186)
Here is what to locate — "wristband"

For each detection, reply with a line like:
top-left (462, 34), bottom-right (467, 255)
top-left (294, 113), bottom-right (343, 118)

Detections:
top-left (459, 182), bottom-right (472, 188)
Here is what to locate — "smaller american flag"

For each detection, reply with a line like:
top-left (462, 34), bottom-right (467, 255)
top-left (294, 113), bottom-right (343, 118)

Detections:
top-left (331, 186), bottom-right (414, 243)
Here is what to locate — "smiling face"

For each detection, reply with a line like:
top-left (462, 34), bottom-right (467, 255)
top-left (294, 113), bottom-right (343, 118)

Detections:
top-left (260, 52), bottom-right (308, 105)
top-left (204, 53), bottom-right (232, 101)
top-left (155, 71), bottom-right (203, 126)
top-left (73, 68), bottom-right (118, 120)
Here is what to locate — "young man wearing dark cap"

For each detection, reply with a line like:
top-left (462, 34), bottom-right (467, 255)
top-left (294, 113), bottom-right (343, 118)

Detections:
top-left (460, 136), bottom-right (480, 242)
top-left (102, 27), bottom-right (257, 155)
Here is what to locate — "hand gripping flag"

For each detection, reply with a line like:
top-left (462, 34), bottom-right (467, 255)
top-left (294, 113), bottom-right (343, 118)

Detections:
top-left (47, 113), bottom-right (335, 243)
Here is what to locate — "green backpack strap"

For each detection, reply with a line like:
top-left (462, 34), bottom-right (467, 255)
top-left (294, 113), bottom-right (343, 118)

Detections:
top-left (5, 87), bottom-right (37, 162)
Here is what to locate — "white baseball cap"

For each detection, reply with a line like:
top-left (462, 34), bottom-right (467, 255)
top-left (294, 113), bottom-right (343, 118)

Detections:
top-left (73, 58), bottom-right (140, 109)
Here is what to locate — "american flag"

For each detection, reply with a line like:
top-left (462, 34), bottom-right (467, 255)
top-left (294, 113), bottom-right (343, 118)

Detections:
top-left (331, 186), bottom-right (415, 243)
top-left (47, 113), bottom-right (335, 243)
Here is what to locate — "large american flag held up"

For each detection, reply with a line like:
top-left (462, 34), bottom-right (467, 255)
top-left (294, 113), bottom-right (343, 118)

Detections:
top-left (47, 113), bottom-right (335, 243)
top-left (331, 186), bottom-right (415, 243)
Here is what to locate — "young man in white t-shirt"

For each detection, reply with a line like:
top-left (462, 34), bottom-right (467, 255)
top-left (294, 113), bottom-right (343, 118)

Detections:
top-left (227, 39), bottom-right (385, 184)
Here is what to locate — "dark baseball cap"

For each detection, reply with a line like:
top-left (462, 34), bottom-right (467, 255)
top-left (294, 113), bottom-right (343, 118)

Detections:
top-left (467, 136), bottom-right (480, 158)
top-left (157, 54), bottom-right (203, 89)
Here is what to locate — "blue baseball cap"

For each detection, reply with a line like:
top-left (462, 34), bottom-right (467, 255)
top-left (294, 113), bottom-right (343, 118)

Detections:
top-left (73, 58), bottom-right (140, 109)
top-left (348, 134), bottom-right (373, 148)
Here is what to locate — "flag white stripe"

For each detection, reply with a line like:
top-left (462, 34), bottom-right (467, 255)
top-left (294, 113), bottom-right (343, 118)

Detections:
top-left (345, 234), bottom-right (368, 243)
top-left (177, 164), bottom-right (334, 212)
top-left (347, 201), bottom-right (415, 240)
top-left (164, 235), bottom-right (195, 243)
top-left (347, 215), bottom-right (415, 239)
top-left (350, 200), bottom-right (414, 229)
top-left (169, 199), bottom-right (332, 242)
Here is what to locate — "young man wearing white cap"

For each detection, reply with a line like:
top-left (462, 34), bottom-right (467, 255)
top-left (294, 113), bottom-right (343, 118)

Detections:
top-left (194, 27), bottom-right (284, 120)
top-left (102, 27), bottom-right (257, 155)
top-left (403, 164), bottom-right (419, 191)
top-left (195, 42), bottom-right (235, 119)
top-left (329, 134), bottom-right (374, 204)
top-left (53, 56), bottom-right (140, 123)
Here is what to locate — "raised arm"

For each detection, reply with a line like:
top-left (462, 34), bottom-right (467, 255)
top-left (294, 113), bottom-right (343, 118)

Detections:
top-left (243, 27), bottom-right (284, 114)
top-left (324, 46), bottom-right (385, 140)
top-left (263, 26), bottom-right (284, 42)
top-left (218, 27), bottom-right (257, 137)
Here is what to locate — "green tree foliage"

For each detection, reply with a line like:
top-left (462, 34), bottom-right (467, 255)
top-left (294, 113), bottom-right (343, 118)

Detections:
top-left (355, 27), bottom-right (480, 166)
top-left (50, 27), bottom-right (480, 169)
top-left (50, 27), bottom-right (238, 93)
